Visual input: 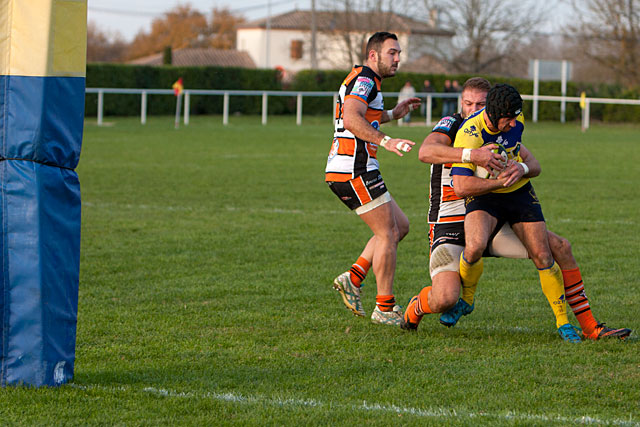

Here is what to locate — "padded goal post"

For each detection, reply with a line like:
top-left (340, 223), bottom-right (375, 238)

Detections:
top-left (0, 0), bottom-right (86, 386)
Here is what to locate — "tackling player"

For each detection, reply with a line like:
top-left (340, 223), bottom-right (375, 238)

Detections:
top-left (326, 32), bottom-right (421, 326)
top-left (401, 78), bottom-right (631, 341)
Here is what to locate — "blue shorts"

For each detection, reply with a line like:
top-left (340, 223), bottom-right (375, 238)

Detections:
top-left (465, 182), bottom-right (545, 224)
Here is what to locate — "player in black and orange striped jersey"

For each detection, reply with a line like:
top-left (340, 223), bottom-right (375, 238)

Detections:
top-left (327, 32), bottom-right (421, 326)
top-left (401, 78), bottom-right (631, 341)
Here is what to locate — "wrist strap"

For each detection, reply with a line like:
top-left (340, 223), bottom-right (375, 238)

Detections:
top-left (387, 109), bottom-right (395, 120)
top-left (379, 135), bottom-right (391, 147)
top-left (519, 162), bottom-right (529, 175)
top-left (461, 148), bottom-right (472, 163)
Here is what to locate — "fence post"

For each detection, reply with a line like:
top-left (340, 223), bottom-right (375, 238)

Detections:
top-left (332, 93), bottom-right (338, 123)
top-left (141, 91), bottom-right (147, 125)
top-left (97, 90), bottom-right (103, 126)
top-left (296, 93), bottom-right (302, 125)
top-left (582, 99), bottom-right (590, 132)
top-left (425, 94), bottom-right (432, 126)
top-left (184, 91), bottom-right (190, 125)
top-left (532, 59), bottom-right (539, 123)
top-left (223, 92), bottom-right (229, 125)
top-left (262, 92), bottom-right (268, 125)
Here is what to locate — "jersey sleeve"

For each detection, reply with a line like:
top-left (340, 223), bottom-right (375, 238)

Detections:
top-left (451, 123), bottom-right (483, 176)
top-left (431, 115), bottom-right (461, 141)
top-left (345, 75), bottom-right (376, 105)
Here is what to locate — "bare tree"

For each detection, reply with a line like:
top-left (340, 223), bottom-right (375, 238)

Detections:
top-left (422, 0), bottom-right (549, 74)
top-left (316, 0), bottom-right (404, 67)
top-left (87, 21), bottom-right (128, 63)
top-left (566, 0), bottom-right (639, 87)
top-left (209, 8), bottom-right (246, 50)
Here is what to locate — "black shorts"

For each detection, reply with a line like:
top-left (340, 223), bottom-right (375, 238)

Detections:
top-left (327, 170), bottom-right (388, 210)
top-left (465, 182), bottom-right (545, 224)
top-left (429, 221), bottom-right (504, 258)
top-left (429, 222), bottom-right (465, 253)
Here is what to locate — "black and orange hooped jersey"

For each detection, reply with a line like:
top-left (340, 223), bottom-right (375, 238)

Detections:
top-left (325, 65), bottom-right (384, 182)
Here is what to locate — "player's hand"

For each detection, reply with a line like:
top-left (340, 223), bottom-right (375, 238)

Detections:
top-left (497, 159), bottom-right (525, 187)
top-left (392, 97), bottom-right (421, 119)
top-left (383, 138), bottom-right (415, 157)
top-left (471, 144), bottom-right (506, 171)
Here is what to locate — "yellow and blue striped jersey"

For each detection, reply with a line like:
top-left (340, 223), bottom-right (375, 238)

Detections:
top-left (451, 109), bottom-right (528, 193)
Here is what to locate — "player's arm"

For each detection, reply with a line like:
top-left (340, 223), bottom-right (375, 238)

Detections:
top-left (418, 132), bottom-right (505, 170)
top-left (343, 97), bottom-right (415, 156)
top-left (381, 97), bottom-right (421, 124)
top-left (452, 174), bottom-right (506, 198)
top-left (497, 143), bottom-right (541, 187)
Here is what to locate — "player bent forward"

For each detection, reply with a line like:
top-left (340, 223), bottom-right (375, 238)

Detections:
top-left (401, 79), bottom-right (631, 341)
top-left (326, 32), bottom-right (421, 326)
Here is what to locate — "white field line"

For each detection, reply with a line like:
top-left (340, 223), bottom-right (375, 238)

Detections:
top-left (69, 384), bottom-right (639, 426)
top-left (81, 202), bottom-right (637, 225)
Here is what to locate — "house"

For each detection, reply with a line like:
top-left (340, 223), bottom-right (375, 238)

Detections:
top-left (129, 48), bottom-right (256, 68)
top-left (236, 10), bottom-right (454, 72)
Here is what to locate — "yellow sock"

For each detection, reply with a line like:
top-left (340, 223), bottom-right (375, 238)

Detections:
top-left (538, 261), bottom-right (570, 328)
top-left (459, 253), bottom-right (483, 305)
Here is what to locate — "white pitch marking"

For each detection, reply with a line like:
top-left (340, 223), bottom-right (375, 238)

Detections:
top-left (69, 384), bottom-right (639, 426)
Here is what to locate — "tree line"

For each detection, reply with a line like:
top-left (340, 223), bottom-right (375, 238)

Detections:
top-left (88, 1), bottom-right (640, 88)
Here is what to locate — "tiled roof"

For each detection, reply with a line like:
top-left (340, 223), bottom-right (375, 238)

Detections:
top-left (129, 48), bottom-right (256, 68)
top-left (238, 10), bottom-right (454, 36)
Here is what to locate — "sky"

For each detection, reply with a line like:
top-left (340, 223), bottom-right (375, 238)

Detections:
top-left (88, 0), bottom-right (572, 42)
top-left (88, 0), bottom-right (311, 41)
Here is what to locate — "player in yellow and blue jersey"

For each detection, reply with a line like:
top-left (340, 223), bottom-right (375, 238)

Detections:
top-left (450, 84), bottom-right (579, 342)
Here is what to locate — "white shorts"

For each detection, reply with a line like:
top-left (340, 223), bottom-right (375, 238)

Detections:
top-left (355, 192), bottom-right (392, 215)
top-left (429, 223), bottom-right (529, 278)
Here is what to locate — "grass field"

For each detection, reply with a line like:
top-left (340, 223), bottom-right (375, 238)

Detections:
top-left (1, 115), bottom-right (639, 425)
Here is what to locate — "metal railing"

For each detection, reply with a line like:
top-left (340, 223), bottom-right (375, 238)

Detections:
top-left (85, 88), bottom-right (640, 130)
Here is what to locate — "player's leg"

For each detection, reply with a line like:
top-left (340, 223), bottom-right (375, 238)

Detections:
top-left (328, 172), bottom-right (389, 317)
top-left (459, 209), bottom-right (496, 303)
top-left (510, 221), bottom-right (579, 342)
top-left (359, 196), bottom-right (406, 325)
top-left (402, 243), bottom-right (462, 330)
top-left (548, 231), bottom-right (631, 340)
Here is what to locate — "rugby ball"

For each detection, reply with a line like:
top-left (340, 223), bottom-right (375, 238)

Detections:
top-left (474, 144), bottom-right (508, 179)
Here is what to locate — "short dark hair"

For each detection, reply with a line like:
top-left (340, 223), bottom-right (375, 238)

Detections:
top-left (462, 77), bottom-right (491, 93)
top-left (365, 32), bottom-right (398, 57)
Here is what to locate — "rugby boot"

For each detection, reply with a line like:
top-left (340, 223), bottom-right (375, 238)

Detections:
top-left (332, 272), bottom-right (365, 317)
top-left (371, 305), bottom-right (404, 326)
top-left (583, 323), bottom-right (632, 341)
top-left (439, 298), bottom-right (474, 327)
top-left (400, 296), bottom-right (422, 331)
top-left (558, 323), bottom-right (582, 343)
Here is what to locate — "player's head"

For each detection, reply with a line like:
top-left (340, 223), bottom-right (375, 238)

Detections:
top-left (485, 83), bottom-right (522, 132)
top-left (460, 77), bottom-right (491, 118)
top-left (365, 32), bottom-right (400, 78)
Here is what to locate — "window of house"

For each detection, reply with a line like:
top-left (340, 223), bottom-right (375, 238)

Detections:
top-left (290, 40), bottom-right (303, 59)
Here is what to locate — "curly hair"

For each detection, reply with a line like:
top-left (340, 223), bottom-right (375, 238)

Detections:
top-left (485, 84), bottom-right (522, 129)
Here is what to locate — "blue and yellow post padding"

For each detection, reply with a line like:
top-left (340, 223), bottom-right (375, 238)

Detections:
top-left (1, 0), bottom-right (86, 387)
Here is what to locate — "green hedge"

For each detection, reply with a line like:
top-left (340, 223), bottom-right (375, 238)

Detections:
top-left (86, 64), bottom-right (640, 122)
top-left (85, 64), bottom-right (284, 117)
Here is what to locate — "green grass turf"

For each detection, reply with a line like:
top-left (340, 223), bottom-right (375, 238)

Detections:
top-left (1, 115), bottom-right (638, 425)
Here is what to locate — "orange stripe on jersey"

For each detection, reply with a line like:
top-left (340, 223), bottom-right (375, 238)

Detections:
top-left (439, 215), bottom-right (465, 223)
top-left (351, 176), bottom-right (372, 205)
top-left (325, 172), bottom-right (352, 182)
top-left (345, 94), bottom-right (368, 105)
top-left (342, 67), bottom-right (362, 86)
top-left (442, 187), bottom-right (462, 202)
top-left (365, 108), bottom-right (383, 124)
top-left (337, 137), bottom-right (356, 156)
top-left (366, 142), bottom-right (378, 159)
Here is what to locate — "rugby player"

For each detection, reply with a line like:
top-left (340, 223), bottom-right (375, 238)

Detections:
top-left (402, 78), bottom-right (631, 341)
top-left (326, 32), bottom-right (421, 326)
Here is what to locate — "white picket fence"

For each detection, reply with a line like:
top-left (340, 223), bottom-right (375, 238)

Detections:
top-left (85, 88), bottom-right (640, 130)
